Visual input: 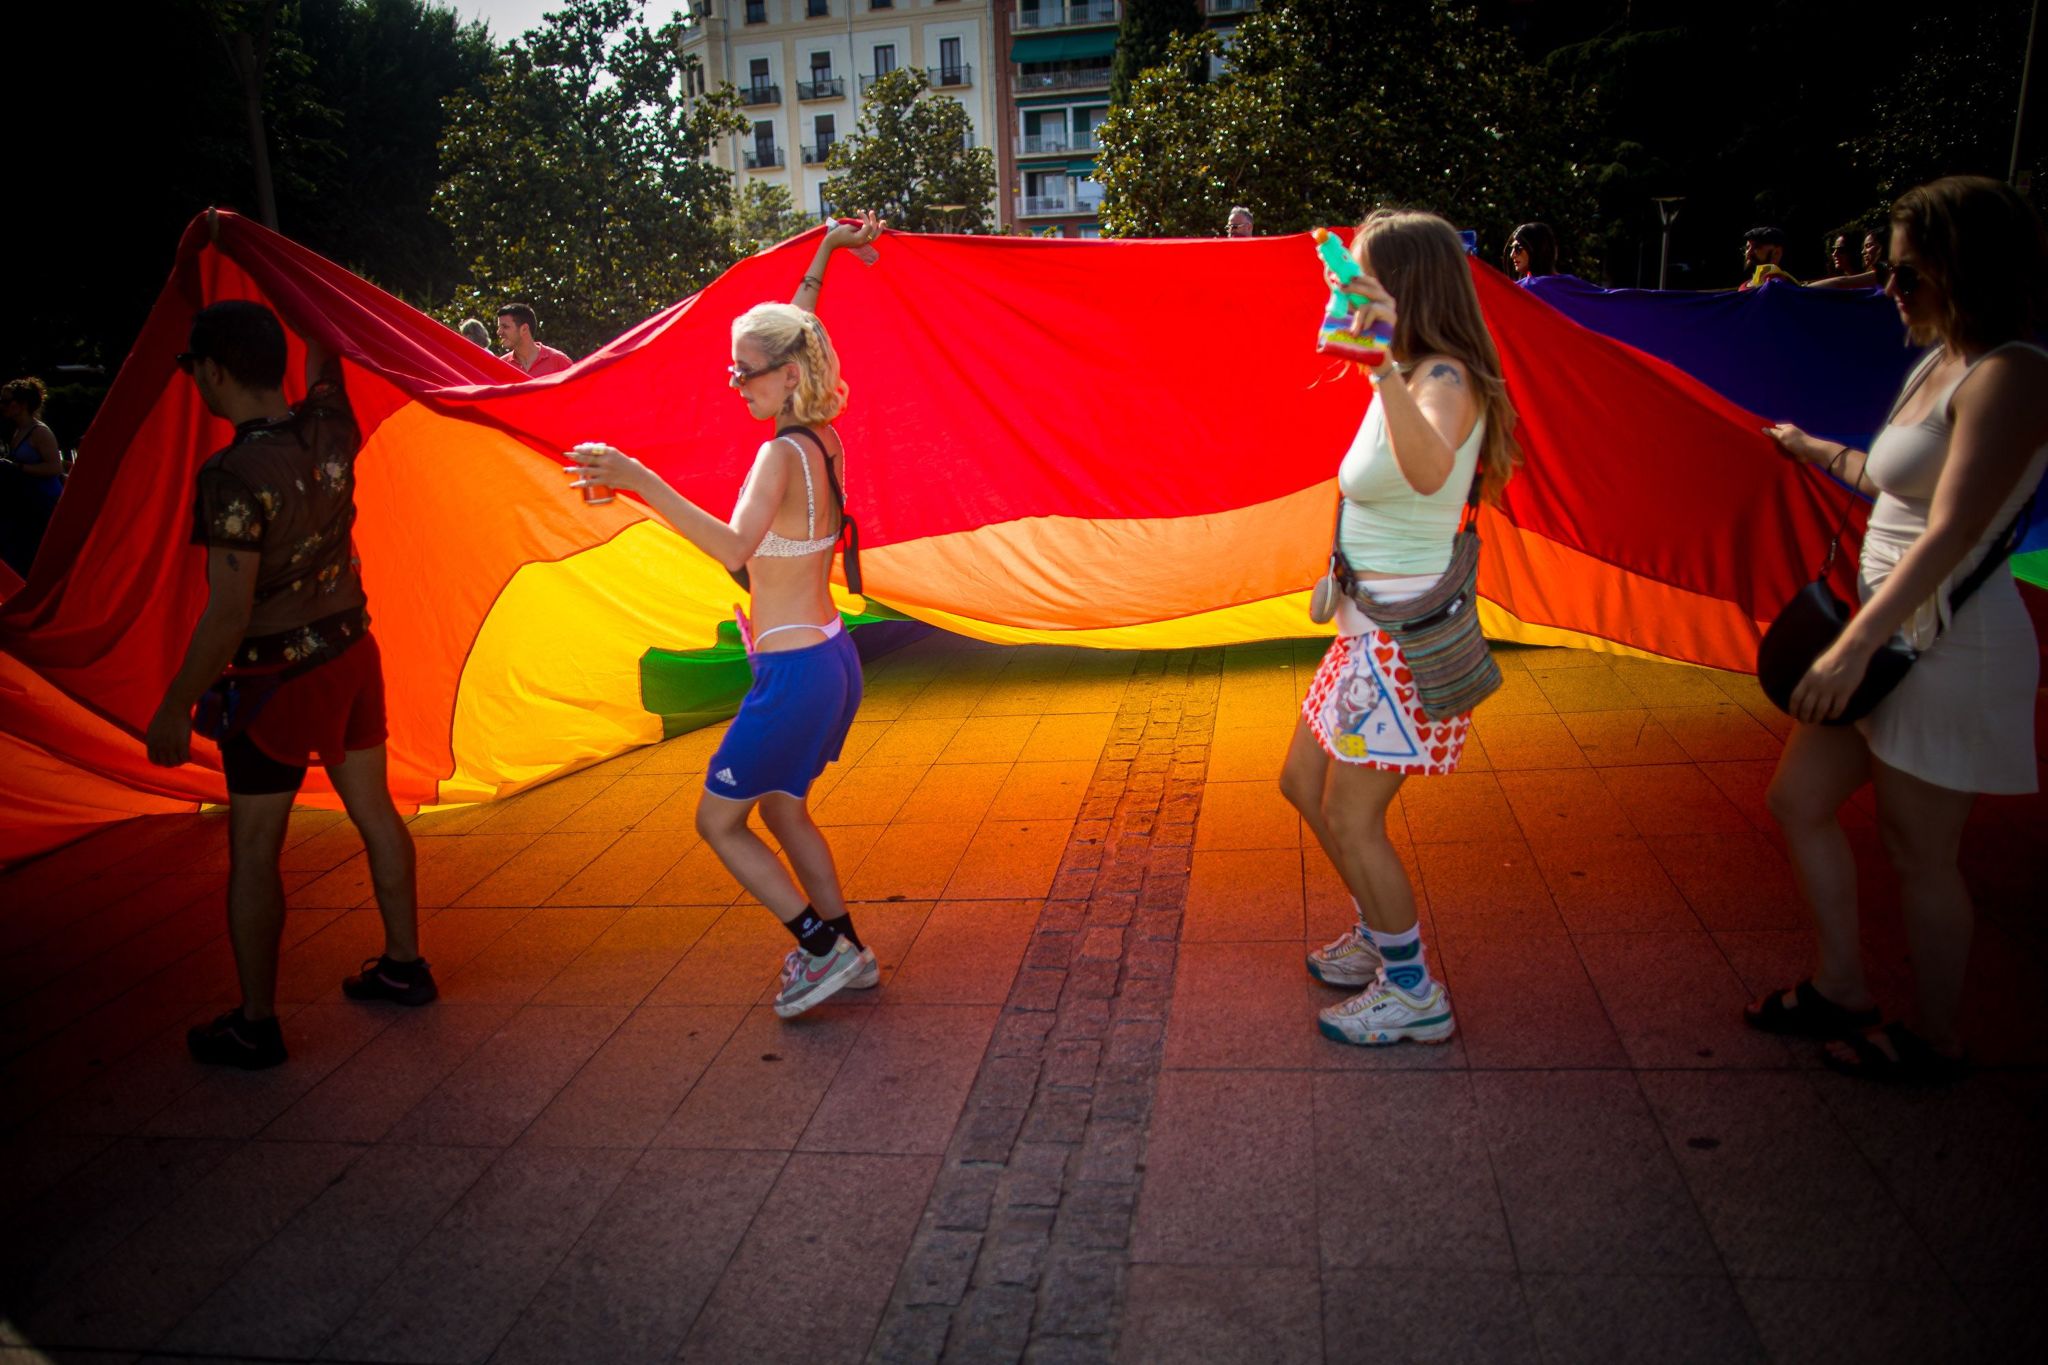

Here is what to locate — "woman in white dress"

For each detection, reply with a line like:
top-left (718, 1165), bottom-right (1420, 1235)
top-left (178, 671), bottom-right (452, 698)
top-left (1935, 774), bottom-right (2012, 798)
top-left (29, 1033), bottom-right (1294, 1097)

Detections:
top-left (1748, 176), bottom-right (2048, 1081)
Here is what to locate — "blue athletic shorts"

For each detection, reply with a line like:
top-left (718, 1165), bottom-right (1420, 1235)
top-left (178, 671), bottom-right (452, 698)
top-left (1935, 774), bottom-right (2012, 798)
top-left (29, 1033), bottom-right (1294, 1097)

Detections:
top-left (704, 626), bottom-right (863, 802)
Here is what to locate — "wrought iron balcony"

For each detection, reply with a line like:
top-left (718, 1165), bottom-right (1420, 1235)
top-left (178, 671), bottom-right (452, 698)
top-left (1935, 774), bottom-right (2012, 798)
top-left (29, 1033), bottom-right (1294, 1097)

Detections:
top-left (927, 64), bottom-right (973, 89)
top-left (740, 83), bottom-right (781, 106)
top-left (798, 77), bottom-right (845, 99)
top-left (1017, 129), bottom-right (1097, 156)
top-left (1016, 1), bottom-right (1120, 30)
top-left (744, 146), bottom-right (785, 169)
top-left (1012, 66), bottom-right (1111, 92)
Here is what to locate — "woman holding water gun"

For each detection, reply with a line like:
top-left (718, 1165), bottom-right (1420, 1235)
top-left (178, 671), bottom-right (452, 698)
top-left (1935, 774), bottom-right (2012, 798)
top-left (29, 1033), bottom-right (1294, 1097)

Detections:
top-left (565, 213), bottom-right (884, 1021)
top-left (1282, 210), bottom-right (1522, 1047)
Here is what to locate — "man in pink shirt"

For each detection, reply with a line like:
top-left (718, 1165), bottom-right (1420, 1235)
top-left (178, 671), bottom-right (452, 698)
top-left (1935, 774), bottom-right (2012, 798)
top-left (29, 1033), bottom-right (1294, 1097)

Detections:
top-left (495, 302), bottom-right (573, 376)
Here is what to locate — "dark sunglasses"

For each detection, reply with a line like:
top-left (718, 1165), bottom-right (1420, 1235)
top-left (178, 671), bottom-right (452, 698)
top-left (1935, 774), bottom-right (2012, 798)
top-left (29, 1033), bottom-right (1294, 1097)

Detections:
top-left (1887, 262), bottom-right (1921, 296)
top-left (1509, 241), bottom-right (1529, 253)
top-left (727, 355), bottom-right (793, 387)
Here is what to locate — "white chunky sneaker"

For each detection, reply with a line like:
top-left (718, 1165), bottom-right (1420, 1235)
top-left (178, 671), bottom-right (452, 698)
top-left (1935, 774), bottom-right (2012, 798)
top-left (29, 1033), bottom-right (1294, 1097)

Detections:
top-left (1317, 974), bottom-right (1456, 1046)
top-left (1307, 922), bottom-right (1383, 987)
top-left (772, 937), bottom-right (866, 1019)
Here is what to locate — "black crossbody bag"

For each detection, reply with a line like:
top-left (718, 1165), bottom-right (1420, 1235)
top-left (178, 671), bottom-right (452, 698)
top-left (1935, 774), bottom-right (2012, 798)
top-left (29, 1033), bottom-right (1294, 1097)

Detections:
top-left (1758, 350), bottom-right (2034, 724)
top-left (1756, 500), bottom-right (2028, 724)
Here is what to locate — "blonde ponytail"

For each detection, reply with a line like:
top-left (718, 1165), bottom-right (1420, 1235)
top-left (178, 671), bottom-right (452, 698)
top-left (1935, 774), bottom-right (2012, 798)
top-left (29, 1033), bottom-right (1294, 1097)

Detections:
top-left (732, 302), bottom-right (849, 423)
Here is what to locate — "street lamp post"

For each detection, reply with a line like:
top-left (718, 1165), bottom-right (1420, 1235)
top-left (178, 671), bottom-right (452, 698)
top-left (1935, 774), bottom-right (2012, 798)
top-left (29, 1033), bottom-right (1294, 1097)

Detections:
top-left (2012, 0), bottom-right (2040, 185)
top-left (1653, 196), bottom-right (1684, 291)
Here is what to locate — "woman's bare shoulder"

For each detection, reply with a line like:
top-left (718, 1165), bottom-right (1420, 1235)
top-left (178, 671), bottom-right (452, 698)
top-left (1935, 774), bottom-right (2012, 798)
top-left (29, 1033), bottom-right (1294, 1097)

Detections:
top-left (1408, 354), bottom-right (1471, 387)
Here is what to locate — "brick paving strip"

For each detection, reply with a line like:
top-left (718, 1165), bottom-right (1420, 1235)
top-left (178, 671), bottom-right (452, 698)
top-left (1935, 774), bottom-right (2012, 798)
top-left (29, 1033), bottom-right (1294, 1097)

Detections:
top-left (870, 648), bottom-right (1222, 1363)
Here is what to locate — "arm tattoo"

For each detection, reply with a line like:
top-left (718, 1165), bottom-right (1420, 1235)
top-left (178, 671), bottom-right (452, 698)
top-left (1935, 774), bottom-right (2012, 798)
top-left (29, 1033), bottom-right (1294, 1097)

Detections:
top-left (1425, 363), bottom-right (1463, 387)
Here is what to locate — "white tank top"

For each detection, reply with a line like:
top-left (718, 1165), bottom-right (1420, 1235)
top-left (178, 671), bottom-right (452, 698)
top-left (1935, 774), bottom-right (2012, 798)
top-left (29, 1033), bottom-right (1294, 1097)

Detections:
top-left (1862, 341), bottom-right (2048, 648)
top-left (1336, 392), bottom-right (1484, 576)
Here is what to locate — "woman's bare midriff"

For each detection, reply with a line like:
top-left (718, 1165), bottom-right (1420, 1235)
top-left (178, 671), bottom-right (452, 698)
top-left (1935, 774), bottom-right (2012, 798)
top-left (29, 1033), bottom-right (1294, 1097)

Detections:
top-left (744, 555), bottom-right (839, 653)
top-left (741, 423), bottom-right (845, 653)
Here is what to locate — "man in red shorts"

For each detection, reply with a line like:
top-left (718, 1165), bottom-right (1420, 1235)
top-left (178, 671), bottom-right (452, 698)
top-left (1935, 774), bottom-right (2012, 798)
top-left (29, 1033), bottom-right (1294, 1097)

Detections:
top-left (147, 300), bottom-right (435, 1069)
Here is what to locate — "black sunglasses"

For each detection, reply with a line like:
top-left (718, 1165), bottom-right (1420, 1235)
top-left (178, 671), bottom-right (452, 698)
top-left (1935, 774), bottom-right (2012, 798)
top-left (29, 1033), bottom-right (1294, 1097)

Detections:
top-left (727, 352), bottom-right (797, 387)
top-left (1887, 262), bottom-right (1921, 297)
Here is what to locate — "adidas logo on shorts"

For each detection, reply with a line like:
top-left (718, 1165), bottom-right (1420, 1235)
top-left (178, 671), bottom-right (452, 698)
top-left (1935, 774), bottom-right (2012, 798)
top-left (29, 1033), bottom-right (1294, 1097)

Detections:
top-left (713, 767), bottom-right (737, 785)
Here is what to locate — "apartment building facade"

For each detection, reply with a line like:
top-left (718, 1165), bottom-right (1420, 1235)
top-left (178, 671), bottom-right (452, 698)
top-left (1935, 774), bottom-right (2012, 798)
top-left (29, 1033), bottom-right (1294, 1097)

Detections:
top-left (997, 0), bottom-right (1117, 236)
top-left (679, 1), bottom-right (1001, 220)
top-left (992, 1), bottom-right (1257, 238)
top-left (675, 2), bottom-right (1257, 236)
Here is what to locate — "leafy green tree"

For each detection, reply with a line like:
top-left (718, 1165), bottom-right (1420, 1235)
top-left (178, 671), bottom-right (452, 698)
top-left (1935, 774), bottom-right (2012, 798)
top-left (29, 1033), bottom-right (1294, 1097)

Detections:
top-left (720, 181), bottom-right (818, 258)
top-left (1094, 0), bottom-right (1593, 257)
top-left (434, 0), bottom-right (746, 354)
top-left (11, 0), bottom-right (490, 382)
top-left (198, 0), bottom-right (292, 228)
top-left (289, 0), bottom-right (500, 303)
top-left (1111, 0), bottom-right (1203, 108)
top-left (1543, 1), bottom-right (2032, 287)
top-left (822, 69), bottom-right (996, 232)
top-left (1850, 2), bottom-right (2034, 202)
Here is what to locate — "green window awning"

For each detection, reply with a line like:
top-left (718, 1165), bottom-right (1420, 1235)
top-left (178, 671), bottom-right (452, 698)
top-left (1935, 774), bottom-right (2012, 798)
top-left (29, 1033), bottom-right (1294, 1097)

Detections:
top-left (1066, 159), bottom-right (1098, 175)
top-left (1010, 31), bottom-right (1117, 64)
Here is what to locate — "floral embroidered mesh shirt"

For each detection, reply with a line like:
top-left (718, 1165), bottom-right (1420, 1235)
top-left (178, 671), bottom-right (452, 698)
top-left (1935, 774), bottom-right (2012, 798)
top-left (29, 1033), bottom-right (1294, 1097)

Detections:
top-left (191, 367), bottom-right (370, 670)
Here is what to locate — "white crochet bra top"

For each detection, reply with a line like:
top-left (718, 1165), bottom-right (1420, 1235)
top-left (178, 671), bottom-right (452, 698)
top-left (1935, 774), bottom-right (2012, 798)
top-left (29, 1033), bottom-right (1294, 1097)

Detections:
top-left (753, 429), bottom-right (840, 558)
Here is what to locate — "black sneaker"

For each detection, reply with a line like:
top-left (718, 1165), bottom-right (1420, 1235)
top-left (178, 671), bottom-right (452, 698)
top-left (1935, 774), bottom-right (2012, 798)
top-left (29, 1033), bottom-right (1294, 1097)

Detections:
top-left (187, 1008), bottom-right (287, 1070)
top-left (342, 955), bottom-right (439, 1006)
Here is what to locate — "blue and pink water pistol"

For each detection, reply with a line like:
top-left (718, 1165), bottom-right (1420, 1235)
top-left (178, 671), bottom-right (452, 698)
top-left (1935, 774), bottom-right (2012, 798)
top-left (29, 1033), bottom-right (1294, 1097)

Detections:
top-left (1313, 228), bottom-right (1392, 367)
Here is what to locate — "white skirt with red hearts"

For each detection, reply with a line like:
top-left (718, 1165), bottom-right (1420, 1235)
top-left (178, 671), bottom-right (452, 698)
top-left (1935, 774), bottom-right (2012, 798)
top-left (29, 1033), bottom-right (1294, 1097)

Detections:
top-left (1302, 620), bottom-right (1472, 776)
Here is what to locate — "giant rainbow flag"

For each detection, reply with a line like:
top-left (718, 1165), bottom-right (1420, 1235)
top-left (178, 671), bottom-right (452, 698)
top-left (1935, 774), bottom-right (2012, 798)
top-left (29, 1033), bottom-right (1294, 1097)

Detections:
top-left (0, 211), bottom-right (1862, 866)
top-left (1520, 271), bottom-right (2048, 588)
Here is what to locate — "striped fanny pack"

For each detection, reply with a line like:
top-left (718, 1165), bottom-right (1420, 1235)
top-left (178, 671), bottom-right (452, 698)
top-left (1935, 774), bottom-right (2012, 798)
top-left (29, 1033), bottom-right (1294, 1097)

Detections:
top-left (1326, 477), bottom-right (1502, 721)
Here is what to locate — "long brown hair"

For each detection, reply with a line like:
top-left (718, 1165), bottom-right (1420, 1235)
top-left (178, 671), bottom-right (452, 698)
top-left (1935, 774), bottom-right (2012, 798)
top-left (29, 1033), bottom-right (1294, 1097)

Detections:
top-left (1890, 175), bottom-right (2048, 353)
top-left (1353, 209), bottom-right (1521, 504)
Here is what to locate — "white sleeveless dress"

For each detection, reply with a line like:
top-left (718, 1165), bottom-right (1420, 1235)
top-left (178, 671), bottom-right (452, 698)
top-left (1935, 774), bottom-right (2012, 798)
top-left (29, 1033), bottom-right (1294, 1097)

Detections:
top-left (1856, 342), bottom-right (2047, 794)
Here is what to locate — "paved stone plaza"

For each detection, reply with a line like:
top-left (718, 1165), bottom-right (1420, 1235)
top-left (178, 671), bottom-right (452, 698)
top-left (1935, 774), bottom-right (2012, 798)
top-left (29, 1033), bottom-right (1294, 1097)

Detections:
top-left (1, 631), bottom-right (2043, 1363)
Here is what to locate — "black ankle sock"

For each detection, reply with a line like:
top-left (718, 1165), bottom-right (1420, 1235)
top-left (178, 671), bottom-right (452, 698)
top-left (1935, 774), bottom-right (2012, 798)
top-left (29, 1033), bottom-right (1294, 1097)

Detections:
top-left (832, 914), bottom-right (864, 952)
top-left (789, 907), bottom-right (843, 957)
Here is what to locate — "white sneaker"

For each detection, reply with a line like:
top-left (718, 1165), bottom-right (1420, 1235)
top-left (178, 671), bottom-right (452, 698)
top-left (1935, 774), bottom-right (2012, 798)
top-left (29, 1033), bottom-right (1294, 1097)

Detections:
top-left (772, 937), bottom-right (866, 1018)
top-left (1318, 974), bottom-right (1456, 1046)
top-left (846, 947), bottom-right (880, 990)
top-left (1307, 922), bottom-right (1383, 987)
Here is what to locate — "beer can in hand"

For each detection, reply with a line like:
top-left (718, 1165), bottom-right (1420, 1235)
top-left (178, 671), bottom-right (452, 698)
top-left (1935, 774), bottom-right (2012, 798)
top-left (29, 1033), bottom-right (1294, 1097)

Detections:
top-left (572, 442), bottom-right (615, 504)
